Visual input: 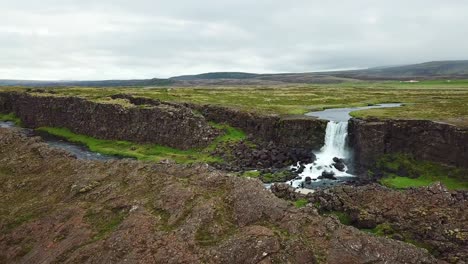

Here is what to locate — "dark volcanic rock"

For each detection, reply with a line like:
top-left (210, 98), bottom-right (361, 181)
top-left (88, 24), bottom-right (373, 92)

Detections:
top-left (213, 140), bottom-right (316, 171)
top-left (0, 92), bottom-right (219, 149)
top-left (332, 162), bottom-right (346, 172)
top-left (270, 183), bottom-right (304, 200)
top-left (0, 129), bottom-right (440, 263)
top-left (309, 183), bottom-right (468, 262)
top-left (349, 118), bottom-right (468, 174)
top-left (332, 157), bottom-right (346, 172)
top-left (319, 171), bottom-right (337, 180)
top-left (188, 103), bottom-right (328, 150)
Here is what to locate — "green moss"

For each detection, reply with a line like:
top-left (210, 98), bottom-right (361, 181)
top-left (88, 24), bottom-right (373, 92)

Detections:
top-left (362, 223), bottom-right (437, 255)
top-left (372, 223), bottom-right (394, 236)
top-left (36, 123), bottom-right (245, 164)
top-left (241, 170), bottom-right (261, 178)
top-left (206, 122), bottom-right (246, 152)
top-left (195, 203), bottom-right (236, 247)
top-left (84, 208), bottom-right (128, 241)
top-left (0, 112), bottom-right (22, 126)
top-left (3, 212), bottom-right (40, 232)
top-left (324, 211), bottom-right (352, 225)
top-left (374, 154), bottom-right (468, 190)
top-left (294, 198), bottom-right (309, 208)
top-left (239, 169), bottom-right (295, 183)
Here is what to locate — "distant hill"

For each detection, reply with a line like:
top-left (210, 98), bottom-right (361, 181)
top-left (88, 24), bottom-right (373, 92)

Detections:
top-left (171, 72), bottom-right (259, 81)
top-left (171, 60), bottom-right (468, 83)
top-left (0, 78), bottom-right (175, 87)
top-left (332, 60), bottom-right (468, 80)
top-left (1, 60), bottom-right (467, 87)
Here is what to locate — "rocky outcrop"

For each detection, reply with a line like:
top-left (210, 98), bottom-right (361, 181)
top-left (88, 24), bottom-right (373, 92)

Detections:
top-left (0, 92), bottom-right (219, 149)
top-left (349, 118), bottom-right (468, 173)
top-left (189, 104), bottom-right (328, 150)
top-left (212, 140), bottom-right (316, 171)
top-left (0, 128), bottom-right (439, 263)
top-left (308, 183), bottom-right (468, 262)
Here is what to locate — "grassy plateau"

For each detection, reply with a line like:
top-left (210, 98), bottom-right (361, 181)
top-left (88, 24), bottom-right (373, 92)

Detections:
top-left (3, 80), bottom-right (467, 126)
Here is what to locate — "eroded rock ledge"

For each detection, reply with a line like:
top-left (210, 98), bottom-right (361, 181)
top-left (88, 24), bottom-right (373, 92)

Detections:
top-left (0, 128), bottom-right (439, 263)
top-left (188, 103), bottom-right (328, 150)
top-left (349, 118), bottom-right (468, 173)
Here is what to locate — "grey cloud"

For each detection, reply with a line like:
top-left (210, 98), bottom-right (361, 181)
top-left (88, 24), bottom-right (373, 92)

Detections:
top-left (1, 0), bottom-right (468, 79)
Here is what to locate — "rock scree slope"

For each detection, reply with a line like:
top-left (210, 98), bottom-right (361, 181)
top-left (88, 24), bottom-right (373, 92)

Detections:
top-left (0, 128), bottom-right (440, 263)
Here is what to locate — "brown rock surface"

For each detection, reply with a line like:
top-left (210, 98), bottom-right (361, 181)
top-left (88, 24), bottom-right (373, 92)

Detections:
top-left (309, 184), bottom-right (468, 263)
top-left (0, 128), bottom-right (439, 263)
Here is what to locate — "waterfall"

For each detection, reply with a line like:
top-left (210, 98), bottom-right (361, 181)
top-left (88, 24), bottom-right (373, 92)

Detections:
top-left (291, 121), bottom-right (353, 188)
top-left (321, 121), bottom-right (349, 160)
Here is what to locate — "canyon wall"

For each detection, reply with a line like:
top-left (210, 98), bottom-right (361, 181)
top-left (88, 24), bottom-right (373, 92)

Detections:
top-left (349, 118), bottom-right (468, 173)
top-left (189, 104), bottom-right (327, 150)
top-left (0, 92), bottom-right (219, 149)
top-left (0, 92), bottom-right (327, 152)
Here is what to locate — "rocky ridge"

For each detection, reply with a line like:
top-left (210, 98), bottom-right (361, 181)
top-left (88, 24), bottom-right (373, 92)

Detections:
top-left (0, 128), bottom-right (439, 263)
top-left (349, 118), bottom-right (468, 174)
top-left (272, 182), bottom-right (468, 263)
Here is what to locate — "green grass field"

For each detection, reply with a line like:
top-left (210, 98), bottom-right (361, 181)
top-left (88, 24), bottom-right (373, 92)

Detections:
top-left (374, 154), bottom-right (468, 190)
top-left (3, 80), bottom-right (467, 126)
top-left (37, 123), bottom-right (245, 164)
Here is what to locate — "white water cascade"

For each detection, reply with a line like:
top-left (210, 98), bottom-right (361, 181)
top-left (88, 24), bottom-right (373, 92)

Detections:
top-left (291, 121), bottom-right (353, 188)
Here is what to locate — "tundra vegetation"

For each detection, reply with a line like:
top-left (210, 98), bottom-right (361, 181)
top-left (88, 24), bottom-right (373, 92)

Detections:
top-left (372, 154), bottom-right (468, 190)
top-left (3, 80), bottom-right (467, 126)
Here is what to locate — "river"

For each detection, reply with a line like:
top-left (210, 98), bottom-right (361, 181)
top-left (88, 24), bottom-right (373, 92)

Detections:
top-left (0, 121), bottom-right (118, 161)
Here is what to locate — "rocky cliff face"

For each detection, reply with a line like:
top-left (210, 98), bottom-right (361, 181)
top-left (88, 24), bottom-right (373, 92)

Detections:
top-left (189, 104), bottom-right (327, 150)
top-left (0, 128), bottom-right (439, 263)
top-left (349, 118), bottom-right (468, 173)
top-left (0, 92), bottom-right (219, 149)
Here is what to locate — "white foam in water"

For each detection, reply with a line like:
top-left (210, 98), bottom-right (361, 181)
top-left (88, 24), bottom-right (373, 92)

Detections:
top-left (291, 121), bottom-right (353, 187)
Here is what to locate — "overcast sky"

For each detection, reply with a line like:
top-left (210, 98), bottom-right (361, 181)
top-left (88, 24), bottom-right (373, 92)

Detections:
top-left (1, 0), bottom-right (468, 80)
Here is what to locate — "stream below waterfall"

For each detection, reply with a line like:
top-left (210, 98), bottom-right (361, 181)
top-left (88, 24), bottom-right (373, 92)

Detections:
top-left (0, 121), bottom-right (118, 161)
top-left (290, 103), bottom-right (402, 189)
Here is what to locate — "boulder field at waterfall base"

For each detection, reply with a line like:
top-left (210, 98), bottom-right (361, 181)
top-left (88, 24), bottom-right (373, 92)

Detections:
top-left (0, 81), bottom-right (467, 263)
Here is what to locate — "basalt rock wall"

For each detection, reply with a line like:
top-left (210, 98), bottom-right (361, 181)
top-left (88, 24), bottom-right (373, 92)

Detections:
top-left (349, 118), bottom-right (468, 173)
top-left (0, 91), bottom-right (327, 153)
top-left (0, 92), bottom-right (219, 149)
top-left (188, 104), bottom-right (328, 150)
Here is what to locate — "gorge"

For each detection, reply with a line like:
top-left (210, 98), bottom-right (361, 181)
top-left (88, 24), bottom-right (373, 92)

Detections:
top-left (0, 88), bottom-right (467, 263)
